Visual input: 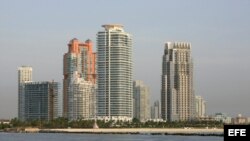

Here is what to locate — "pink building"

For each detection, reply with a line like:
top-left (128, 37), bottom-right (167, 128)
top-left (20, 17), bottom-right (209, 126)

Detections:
top-left (63, 38), bottom-right (96, 118)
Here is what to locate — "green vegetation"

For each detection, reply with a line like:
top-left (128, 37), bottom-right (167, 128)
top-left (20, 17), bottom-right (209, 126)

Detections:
top-left (0, 123), bottom-right (10, 130)
top-left (7, 117), bottom-right (223, 129)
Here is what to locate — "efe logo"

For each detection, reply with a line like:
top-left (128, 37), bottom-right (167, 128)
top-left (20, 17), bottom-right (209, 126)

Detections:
top-left (228, 129), bottom-right (246, 136)
top-left (224, 125), bottom-right (249, 141)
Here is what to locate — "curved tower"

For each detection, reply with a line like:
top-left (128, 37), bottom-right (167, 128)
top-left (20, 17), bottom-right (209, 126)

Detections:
top-left (97, 24), bottom-right (133, 121)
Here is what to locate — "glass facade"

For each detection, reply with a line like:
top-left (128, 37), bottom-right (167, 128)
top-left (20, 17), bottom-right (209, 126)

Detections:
top-left (23, 81), bottom-right (59, 121)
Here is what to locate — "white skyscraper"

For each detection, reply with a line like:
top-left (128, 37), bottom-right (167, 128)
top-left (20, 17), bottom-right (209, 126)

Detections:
top-left (133, 80), bottom-right (150, 122)
top-left (68, 72), bottom-right (96, 120)
top-left (97, 24), bottom-right (133, 121)
top-left (195, 95), bottom-right (206, 117)
top-left (18, 66), bottom-right (32, 121)
top-left (161, 42), bottom-right (195, 121)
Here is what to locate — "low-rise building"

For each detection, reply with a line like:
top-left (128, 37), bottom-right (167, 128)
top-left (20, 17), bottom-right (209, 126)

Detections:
top-left (0, 119), bottom-right (10, 125)
top-left (213, 113), bottom-right (231, 124)
top-left (232, 114), bottom-right (248, 124)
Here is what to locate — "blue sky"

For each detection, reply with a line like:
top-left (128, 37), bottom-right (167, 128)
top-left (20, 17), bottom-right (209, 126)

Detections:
top-left (0, 0), bottom-right (250, 119)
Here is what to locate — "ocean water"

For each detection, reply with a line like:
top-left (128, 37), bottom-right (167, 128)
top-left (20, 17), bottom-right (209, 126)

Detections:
top-left (0, 132), bottom-right (223, 141)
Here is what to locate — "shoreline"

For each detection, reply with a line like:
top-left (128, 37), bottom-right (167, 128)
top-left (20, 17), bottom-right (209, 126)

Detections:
top-left (27, 128), bottom-right (224, 136)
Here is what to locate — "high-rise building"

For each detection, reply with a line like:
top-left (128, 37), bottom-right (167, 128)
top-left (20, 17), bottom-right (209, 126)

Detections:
top-left (151, 100), bottom-right (161, 119)
top-left (195, 95), bottom-right (206, 118)
top-left (23, 81), bottom-right (59, 121)
top-left (68, 72), bottom-right (96, 120)
top-left (18, 66), bottom-right (32, 121)
top-left (161, 42), bottom-right (195, 121)
top-left (63, 38), bottom-right (96, 119)
top-left (97, 24), bottom-right (133, 121)
top-left (133, 80), bottom-right (150, 122)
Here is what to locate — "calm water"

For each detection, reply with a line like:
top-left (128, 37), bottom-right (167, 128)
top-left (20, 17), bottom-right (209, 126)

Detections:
top-left (0, 133), bottom-right (223, 141)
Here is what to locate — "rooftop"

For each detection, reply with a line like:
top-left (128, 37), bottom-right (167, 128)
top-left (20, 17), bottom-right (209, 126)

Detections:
top-left (102, 24), bottom-right (124, 31)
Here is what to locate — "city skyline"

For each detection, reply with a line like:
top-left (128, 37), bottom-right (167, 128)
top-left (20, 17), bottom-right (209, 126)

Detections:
top-left (1, 0), bottom-right (250, 119)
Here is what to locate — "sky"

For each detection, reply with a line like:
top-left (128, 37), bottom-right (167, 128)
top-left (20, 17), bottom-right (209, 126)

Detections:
top-left (0, 0), bottom-right (250, 119)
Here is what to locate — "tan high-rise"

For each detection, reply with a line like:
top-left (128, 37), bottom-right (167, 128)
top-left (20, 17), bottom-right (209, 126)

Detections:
top-left (195, 95), bottom-right (206, 118)
top-left (133, 80), bottom-right (150, 122)
top-left (161, 42), bottom-right (195, 121)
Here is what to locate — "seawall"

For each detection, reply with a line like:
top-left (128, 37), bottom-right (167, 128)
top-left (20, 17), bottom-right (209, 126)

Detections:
top-left (37, 128), bottom-right (223, 136)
